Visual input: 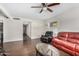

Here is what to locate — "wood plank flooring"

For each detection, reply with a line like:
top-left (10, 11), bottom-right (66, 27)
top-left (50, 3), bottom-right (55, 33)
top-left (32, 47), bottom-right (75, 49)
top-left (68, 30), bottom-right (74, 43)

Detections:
top-left (2, 38), bottom-right (70, 56)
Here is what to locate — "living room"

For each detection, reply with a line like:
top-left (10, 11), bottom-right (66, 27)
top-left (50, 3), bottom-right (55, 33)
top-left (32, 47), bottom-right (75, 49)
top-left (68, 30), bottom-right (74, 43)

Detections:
top-left (0, 3), bottom-right (79, 56)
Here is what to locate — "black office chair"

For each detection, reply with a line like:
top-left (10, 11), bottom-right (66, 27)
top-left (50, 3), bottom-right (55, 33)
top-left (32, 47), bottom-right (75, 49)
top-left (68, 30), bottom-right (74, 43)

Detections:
top-left (40, 31), bottom-right (53, 43)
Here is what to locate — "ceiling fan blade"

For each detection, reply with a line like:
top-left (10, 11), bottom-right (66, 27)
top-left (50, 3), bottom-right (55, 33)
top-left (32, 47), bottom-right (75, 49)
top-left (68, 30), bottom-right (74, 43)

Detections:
top-left (48, 3), bottom-right (60, 7)
top-left (47, 8), bottom-right (53, 12)
top-left (31, 6), bottom-right (42, 8)
top-left (40, 9), bottom-right (43, 13)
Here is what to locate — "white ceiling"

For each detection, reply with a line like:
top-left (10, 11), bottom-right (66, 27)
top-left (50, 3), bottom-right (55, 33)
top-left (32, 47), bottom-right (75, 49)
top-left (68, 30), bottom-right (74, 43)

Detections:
top-left (0, 3), bottom-right (79, 20)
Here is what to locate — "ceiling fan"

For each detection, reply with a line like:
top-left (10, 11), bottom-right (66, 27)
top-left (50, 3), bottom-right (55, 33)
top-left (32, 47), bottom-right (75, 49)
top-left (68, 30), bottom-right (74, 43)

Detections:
top-left (31, 3), bottom-right (60, 13)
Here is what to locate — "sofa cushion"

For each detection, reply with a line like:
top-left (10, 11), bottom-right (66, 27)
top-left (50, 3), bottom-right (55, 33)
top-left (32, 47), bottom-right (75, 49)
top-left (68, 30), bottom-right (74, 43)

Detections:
top-left (53, 38), bottom-right (76, 51)
top-left (67, 38), bottom-right (79, 44)
top-left (58, 32), bottom-right (68, 38)
top-left (75, 44), bottom-right (79, 53)
top-left (53, 42), bottom-right (75, 55)
top-left (58, 37), bottom-right (67, 41)
top-left (75, 52), bottom-right (79, 56)
top-left (76, 40), bottom-right (79, 44)
top-left (68, 32), bottom-right (79, 39)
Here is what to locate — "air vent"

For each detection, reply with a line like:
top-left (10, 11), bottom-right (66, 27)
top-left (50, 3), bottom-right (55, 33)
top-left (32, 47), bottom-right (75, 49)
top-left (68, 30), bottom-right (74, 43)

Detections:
top-left (13, 18), bottom-right (20, 20)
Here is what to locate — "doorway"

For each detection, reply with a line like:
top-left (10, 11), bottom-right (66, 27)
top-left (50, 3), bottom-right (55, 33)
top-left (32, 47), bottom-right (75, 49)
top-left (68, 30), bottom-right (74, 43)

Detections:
top-left (0, 22), bottom-right (6, 55)
top-left (23, 24), bottom-right (28, 41)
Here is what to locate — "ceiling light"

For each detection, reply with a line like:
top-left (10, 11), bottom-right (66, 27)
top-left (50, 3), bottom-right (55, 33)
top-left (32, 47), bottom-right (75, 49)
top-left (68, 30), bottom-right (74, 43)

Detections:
top-left (43, 7), bottom-right (47, 11)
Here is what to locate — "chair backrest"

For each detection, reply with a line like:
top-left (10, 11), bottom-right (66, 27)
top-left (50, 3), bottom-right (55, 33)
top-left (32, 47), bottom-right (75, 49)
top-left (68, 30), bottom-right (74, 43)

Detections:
top-left (45, 31), bottom-right (53, 36)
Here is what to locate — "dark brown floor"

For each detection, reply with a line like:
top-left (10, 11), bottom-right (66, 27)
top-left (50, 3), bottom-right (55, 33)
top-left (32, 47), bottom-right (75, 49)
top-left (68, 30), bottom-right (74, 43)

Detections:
top-left (2, 38), bottom-right (70, 56)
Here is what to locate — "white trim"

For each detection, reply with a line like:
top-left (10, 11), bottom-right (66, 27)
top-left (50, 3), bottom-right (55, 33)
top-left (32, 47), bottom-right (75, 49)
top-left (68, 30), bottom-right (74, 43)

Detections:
top-left (31, 36), bottom-right (39, 39)
top-left (4, 39), bottom-right (23, 42)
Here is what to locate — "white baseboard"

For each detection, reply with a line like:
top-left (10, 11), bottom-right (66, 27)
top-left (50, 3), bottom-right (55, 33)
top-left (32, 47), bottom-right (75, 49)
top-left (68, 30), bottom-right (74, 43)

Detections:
top-left (4, 38), bottom-right (23, 43)
top-left (31, 36), bottom-right (40, 39)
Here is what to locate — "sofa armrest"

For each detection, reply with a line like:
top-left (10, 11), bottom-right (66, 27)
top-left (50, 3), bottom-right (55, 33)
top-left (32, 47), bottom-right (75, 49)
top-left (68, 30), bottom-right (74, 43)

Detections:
top-left (51, 37), bottom-right (57, 44)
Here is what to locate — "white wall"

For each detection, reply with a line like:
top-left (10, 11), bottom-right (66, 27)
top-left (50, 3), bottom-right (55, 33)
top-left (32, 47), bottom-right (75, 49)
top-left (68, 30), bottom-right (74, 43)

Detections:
top-left (0, 16), bottom-right (46, 42)
top-left (21, 18), bottom-right (46, 39)
top-left (56, 7), bottom-right (79, 32)
top-left (3, 18), bottom-right (23, 42)
top-left (31, 20), bottom-right (46, 39)
top-left (46, 6), bottom-right (79, 32)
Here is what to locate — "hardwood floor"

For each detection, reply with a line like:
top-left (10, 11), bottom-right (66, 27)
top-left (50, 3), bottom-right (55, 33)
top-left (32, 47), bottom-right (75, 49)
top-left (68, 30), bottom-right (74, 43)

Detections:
top-left (4, 40), bottom-right (35, 56)
top-left (2, 38), bottom-right (70, 56)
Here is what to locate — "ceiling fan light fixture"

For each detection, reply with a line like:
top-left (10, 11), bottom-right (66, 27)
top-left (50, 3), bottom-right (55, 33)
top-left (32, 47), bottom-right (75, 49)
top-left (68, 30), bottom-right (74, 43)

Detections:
top-left (43, 7), bottom-right (47, 11)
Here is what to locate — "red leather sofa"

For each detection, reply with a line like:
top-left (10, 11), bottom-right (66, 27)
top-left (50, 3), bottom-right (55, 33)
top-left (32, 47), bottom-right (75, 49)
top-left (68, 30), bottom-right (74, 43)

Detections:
top-left (52, 32), bottom-right (79, 56)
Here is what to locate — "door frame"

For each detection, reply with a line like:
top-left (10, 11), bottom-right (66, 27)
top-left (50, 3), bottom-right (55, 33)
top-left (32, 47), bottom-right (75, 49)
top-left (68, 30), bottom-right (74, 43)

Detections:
top-left (23, 22), bottom-right (31, 39)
